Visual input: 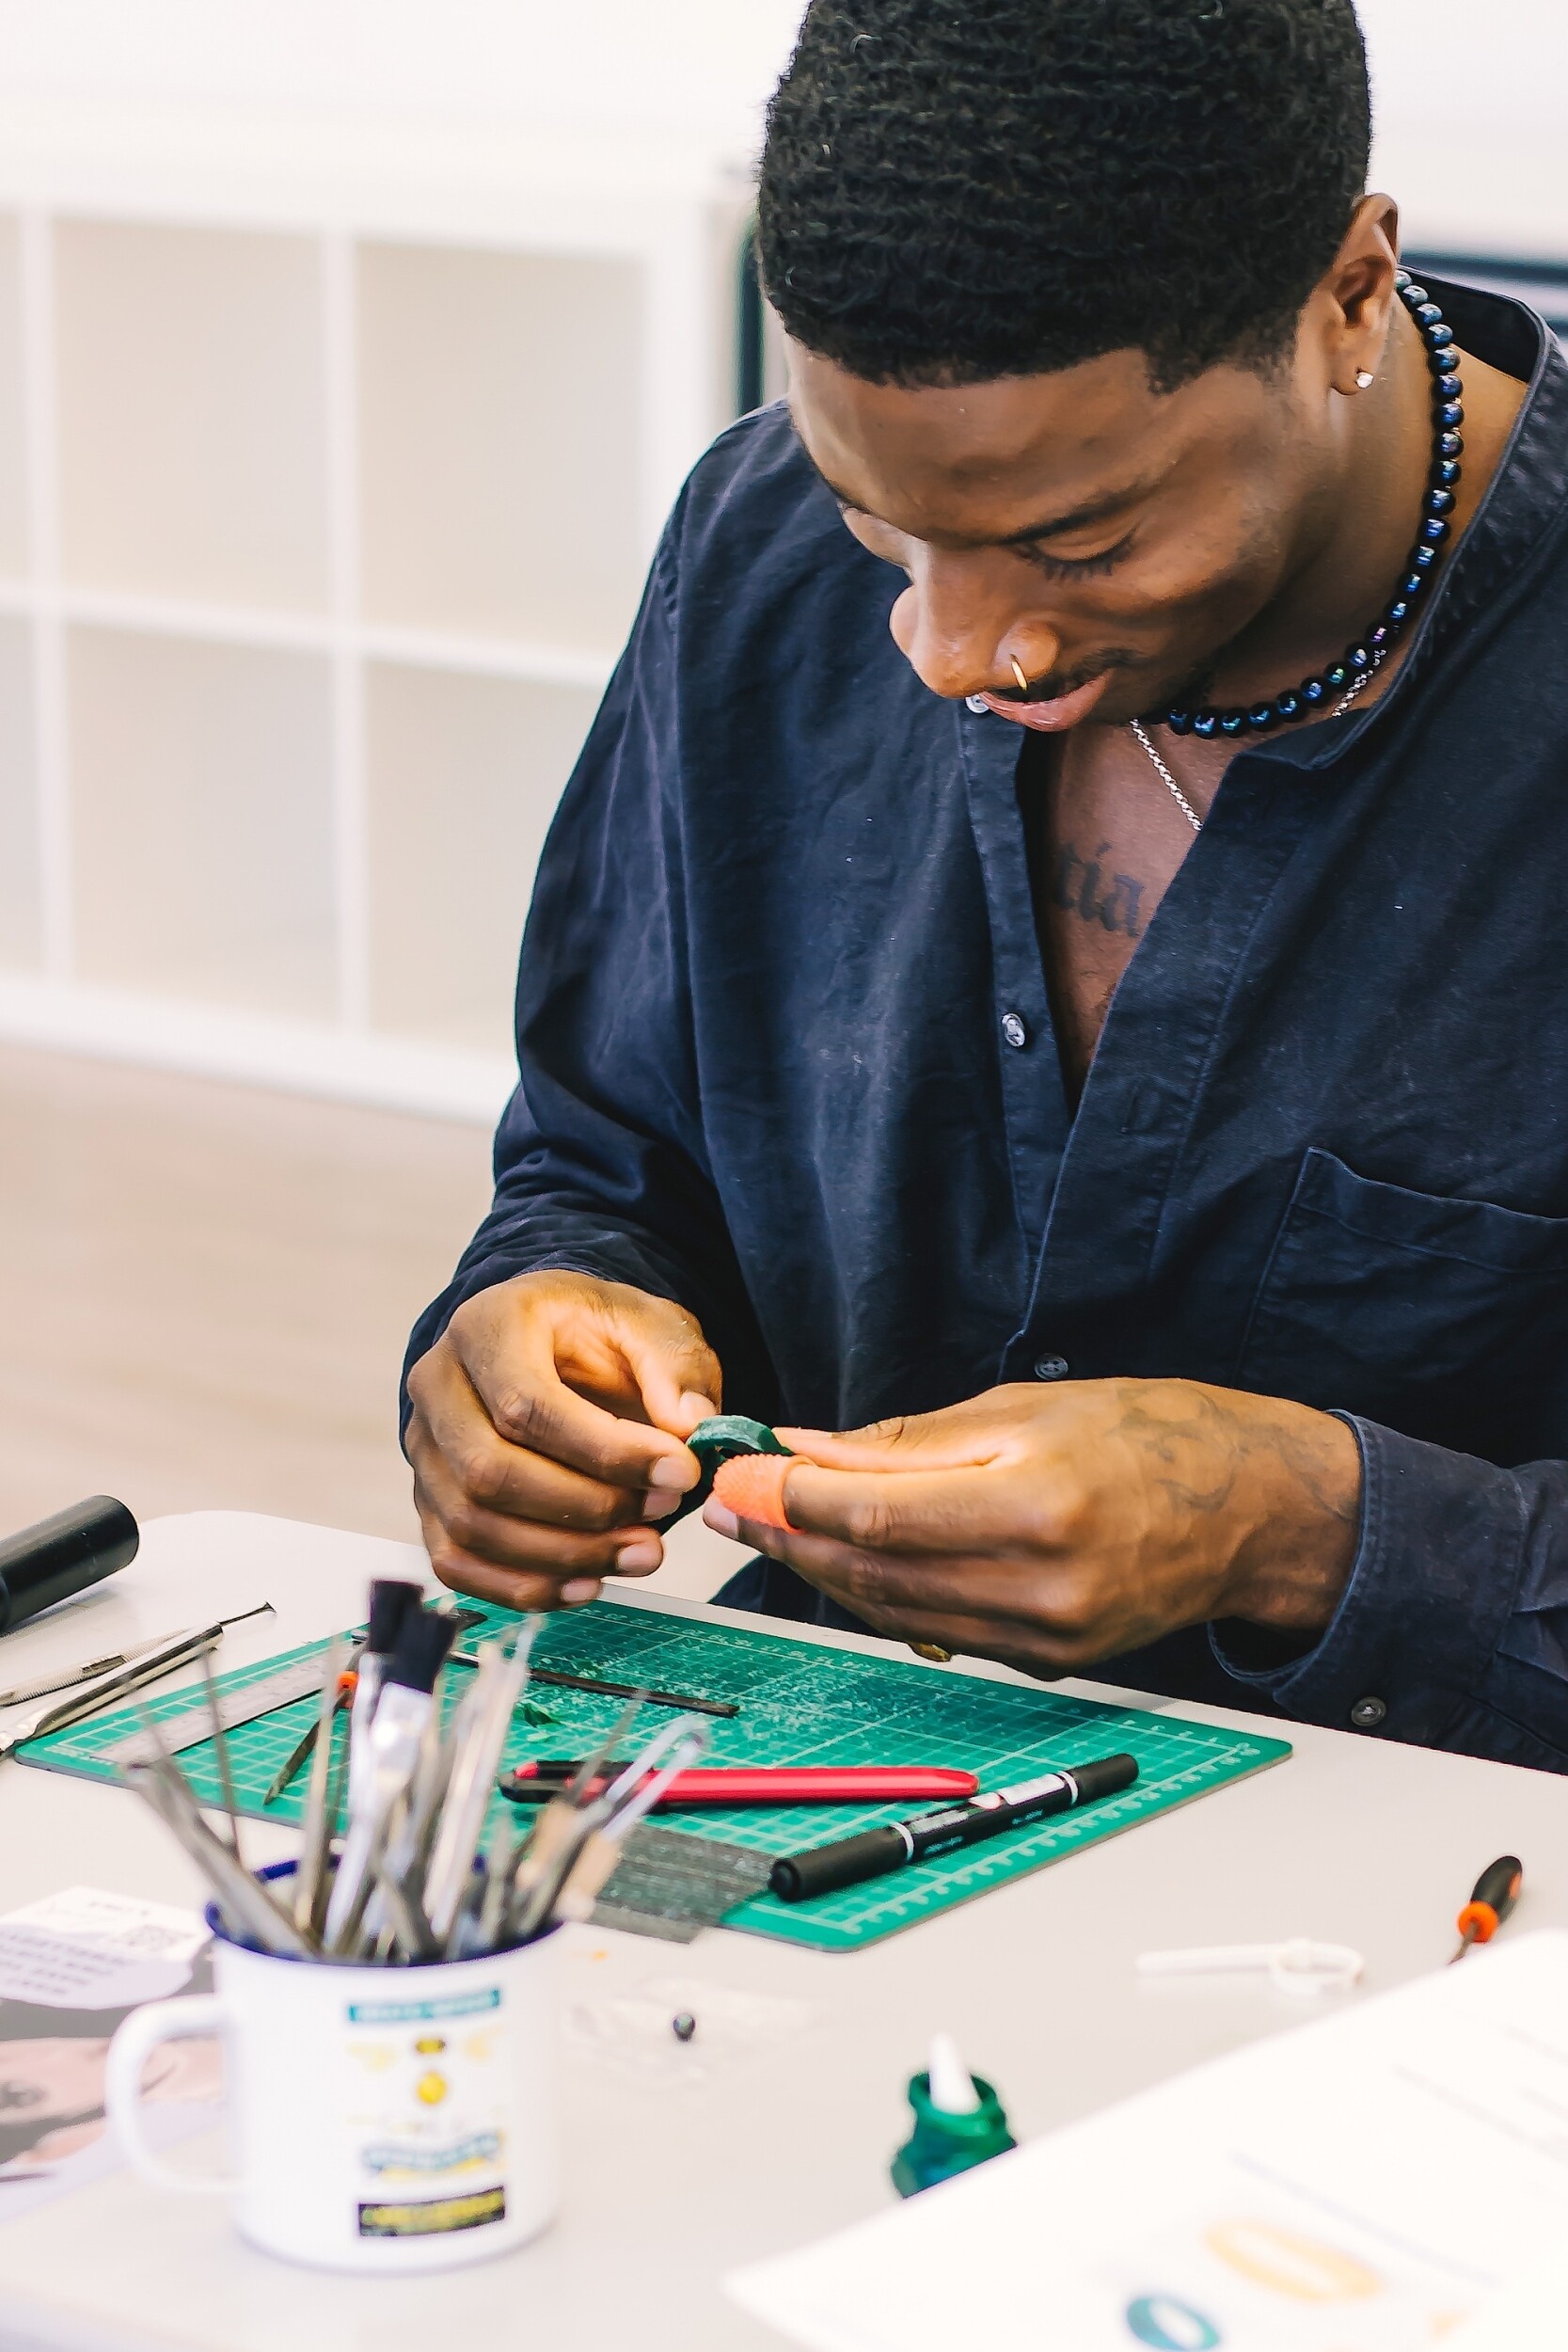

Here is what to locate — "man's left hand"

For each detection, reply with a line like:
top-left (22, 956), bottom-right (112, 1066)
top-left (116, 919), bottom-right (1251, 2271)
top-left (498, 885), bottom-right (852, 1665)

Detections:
top-left (702, 1379), bottom-right (1362, 1677)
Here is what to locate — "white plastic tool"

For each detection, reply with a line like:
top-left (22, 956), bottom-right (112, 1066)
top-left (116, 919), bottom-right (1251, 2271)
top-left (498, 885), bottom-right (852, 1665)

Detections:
top-left (927, 2032), bottom-right (981, 2114)
top-left (1135, 1937), bottom-right (1364, 1995)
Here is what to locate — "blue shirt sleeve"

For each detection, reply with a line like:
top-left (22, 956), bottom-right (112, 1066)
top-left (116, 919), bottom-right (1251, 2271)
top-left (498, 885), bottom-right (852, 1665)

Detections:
top-left (1211, 1416), bottom-right (1568, 1771)
top-left (401, 511), bottom-right (768, 1415)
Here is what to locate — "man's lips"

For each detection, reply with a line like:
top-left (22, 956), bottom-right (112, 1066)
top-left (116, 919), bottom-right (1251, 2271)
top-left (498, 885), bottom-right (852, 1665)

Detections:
top-left (978, 670), bottom-right (1115, 730)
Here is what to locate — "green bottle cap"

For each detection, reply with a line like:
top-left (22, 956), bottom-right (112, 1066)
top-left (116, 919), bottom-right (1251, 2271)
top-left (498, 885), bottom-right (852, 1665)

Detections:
top-left (890, 2066), bottom-right (1016, 2198)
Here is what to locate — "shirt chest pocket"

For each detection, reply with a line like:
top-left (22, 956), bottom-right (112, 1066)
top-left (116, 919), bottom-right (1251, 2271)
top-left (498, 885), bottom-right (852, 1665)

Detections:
top-left (1234, 1148), bottom-right (1568, 1464)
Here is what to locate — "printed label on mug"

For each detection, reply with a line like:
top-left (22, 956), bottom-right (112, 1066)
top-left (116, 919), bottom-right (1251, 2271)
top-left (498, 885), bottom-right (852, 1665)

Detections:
top-left (341, 1984), bottom-right (510, 2234)
top-left (357, 2188), bottom-right (507, 2238)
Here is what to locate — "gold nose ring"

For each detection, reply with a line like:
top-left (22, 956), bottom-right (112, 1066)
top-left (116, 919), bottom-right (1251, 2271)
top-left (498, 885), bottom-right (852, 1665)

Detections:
top-left (1009, 657), bottom-right (1030, 693)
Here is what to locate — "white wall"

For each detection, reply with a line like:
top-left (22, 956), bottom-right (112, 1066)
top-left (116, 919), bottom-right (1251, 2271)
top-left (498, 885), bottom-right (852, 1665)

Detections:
top-left (0, 0), bottom-right (1558, 251)
top-left (0, 2), bottom-right (805, 148)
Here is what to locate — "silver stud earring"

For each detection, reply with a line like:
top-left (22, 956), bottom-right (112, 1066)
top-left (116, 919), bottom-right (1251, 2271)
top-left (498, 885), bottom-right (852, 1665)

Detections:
top-left (1355, 369), bottom-right (1376, 390)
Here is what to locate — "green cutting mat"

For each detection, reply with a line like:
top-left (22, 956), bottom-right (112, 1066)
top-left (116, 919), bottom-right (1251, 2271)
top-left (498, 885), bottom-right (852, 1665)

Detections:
top-left (17, 1596), bottom-right (1290, 1953)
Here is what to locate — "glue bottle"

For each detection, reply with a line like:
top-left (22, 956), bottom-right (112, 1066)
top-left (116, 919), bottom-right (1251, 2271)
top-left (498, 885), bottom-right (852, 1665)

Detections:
top-left (890, 2033), bottom-right (1016, 2197)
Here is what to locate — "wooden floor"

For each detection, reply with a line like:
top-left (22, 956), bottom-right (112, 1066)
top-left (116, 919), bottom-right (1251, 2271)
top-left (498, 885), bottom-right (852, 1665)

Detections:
top-left (0, 1043), bottom-right (732, 1600)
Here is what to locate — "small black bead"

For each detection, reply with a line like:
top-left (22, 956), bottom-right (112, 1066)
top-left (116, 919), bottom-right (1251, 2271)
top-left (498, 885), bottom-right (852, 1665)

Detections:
top-left (1433, 458), bottom-right (1461, 488)
top-left (1402, 572), bottom-right (1427, 599)
top-left (1300, 677), bottom-right (1327, 705)
top-left (1440, 429), bottom-right (1464, 458)
top-left (1412, 542), bottom-right (1438, 570)
top-left (1247, 702), bottom-right (1278, 730)
top-left (1439, 400), bottom-right (1464, 428)
top-left (1275, 690), bottom-right (1302, 722)
top-left (1324, 662), bottom-right (1349, 691)
top-left (1425, 487), bottom-right (1456, 516)
top-left (1425, 322), bottom-right (1455, 349)
top-left (1414, 301), bottom-right (1442, 325)
top-left (1218, 710), bottom-right (1246, 738)
top-left (1369, 624), bottom-right (1390, 649)
top-left (1348, 646), bottom-right (1370, 673)
top-left (1388, 599), bottom-right (1410, 627)
top-left (1166, 709), bottom-right (1195, 736)
top-left (1420, 516), bottom-right (1449, 545)
top-left (1192, 712), bottom-right (1219, 739)
top-left (1400, 280), bottom-right (1426, 305)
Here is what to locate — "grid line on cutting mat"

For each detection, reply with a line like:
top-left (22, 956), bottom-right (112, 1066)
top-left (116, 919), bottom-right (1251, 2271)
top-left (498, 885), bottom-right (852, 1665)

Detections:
top-left (17, 1596), bottom-right (1290, 1951)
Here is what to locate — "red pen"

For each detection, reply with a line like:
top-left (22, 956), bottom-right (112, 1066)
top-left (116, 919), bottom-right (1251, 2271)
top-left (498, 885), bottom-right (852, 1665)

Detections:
top-left (500, 1763), bottom-right (981, 1808)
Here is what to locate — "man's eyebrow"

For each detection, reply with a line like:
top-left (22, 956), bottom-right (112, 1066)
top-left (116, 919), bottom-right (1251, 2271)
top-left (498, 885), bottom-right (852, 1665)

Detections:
top-left (811, 458), bottom-right (1146, 548)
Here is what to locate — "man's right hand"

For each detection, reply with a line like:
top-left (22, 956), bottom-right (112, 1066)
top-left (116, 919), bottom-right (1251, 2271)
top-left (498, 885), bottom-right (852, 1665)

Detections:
top-left (404, 1271), bottom-right (721, 1614)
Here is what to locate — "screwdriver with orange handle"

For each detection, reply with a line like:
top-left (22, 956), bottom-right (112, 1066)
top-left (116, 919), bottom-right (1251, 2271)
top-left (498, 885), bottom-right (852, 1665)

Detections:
top-left (262, 1665), bottom-right (357, 1806)
top-left (1449, 1855), bottom-right (1523, 1963)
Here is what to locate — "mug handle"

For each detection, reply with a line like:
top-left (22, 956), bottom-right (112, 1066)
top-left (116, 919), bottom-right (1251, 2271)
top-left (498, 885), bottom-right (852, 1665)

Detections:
top-left (104, 1994), bottom-right (235, 2196)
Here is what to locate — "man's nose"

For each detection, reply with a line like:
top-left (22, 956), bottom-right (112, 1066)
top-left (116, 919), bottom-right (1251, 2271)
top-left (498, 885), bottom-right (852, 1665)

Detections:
top-left (889, 566), bottom-right (1061, 702)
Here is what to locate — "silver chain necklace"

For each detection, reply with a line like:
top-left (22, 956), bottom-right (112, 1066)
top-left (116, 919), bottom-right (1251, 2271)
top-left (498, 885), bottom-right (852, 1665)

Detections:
top-left (1127, 660), bottom-right (1381, 834)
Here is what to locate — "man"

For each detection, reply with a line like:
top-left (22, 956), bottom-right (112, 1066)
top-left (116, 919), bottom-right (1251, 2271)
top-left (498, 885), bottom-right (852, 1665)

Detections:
top-left (404, 0), bottom-right (1568, 1770)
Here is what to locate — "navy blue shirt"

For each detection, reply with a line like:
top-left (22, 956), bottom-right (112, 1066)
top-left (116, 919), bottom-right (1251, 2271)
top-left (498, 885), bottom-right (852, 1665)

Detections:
top-left (407, 279), bottom-right (1568, 1772)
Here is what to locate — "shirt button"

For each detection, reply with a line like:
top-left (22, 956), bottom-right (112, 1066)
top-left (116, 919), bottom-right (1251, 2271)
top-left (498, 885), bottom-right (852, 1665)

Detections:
top-left (1350, 1696), bottom-right (1387, 1730)
top-left (965, 694), bottom-right (989, 713)
top-left (1033, 1355), bottom-right (1070, 1382)
top-left (1001, 1011), bottom-right (1028, 1049)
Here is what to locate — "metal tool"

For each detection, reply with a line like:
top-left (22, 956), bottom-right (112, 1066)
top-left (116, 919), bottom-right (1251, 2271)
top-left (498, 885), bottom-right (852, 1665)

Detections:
top-left (121, 1756), bottom-right (310, 1959)
top-left (293, 1634), bottom-right (347, 1937)
top-left (0, 1650), bottom-right (155, 1709)
top-left (263, 1662), bottom-right (356, 1806)
top-left (99, 1647), bottom-right (337, 1767)
top-left (0, 1621), bottom-right (231, 1760)
top-left (457, 1659), bottom-right (737, 1719)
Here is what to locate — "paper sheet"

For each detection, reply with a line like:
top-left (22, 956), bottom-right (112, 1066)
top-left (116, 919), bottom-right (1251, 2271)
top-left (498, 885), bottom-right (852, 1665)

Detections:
top-left (0, 1885), bottom-right (218, 2222)
top-left (726, 1931), bottom-right (1568, 2352)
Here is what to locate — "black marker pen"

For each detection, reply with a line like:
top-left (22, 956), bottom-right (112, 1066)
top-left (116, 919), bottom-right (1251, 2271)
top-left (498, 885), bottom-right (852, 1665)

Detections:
top-left (768, 1751), bottom-right (1139, 1902)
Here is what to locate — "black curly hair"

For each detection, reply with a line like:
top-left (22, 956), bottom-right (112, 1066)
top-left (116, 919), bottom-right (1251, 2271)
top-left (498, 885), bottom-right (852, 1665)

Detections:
top-left (757, 0), bottom-right (1371, 392)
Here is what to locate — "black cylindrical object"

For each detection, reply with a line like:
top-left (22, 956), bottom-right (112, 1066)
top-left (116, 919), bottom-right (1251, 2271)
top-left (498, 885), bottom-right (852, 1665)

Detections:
top-left (0, 1497), bottom-right (139, 1636)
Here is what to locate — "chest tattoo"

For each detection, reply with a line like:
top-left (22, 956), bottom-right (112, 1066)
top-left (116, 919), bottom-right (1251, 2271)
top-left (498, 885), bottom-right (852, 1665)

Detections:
top-left (1049, 839), bottom-right (1148, 941)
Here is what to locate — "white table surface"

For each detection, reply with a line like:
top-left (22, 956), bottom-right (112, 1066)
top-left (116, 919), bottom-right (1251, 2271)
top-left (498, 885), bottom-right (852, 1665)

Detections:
top-left (0, 1510), bottom-right (1564, 2352)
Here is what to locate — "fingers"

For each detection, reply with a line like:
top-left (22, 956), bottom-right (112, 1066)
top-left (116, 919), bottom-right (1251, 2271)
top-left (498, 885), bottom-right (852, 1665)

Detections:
top-left (406, 1272), bottom-right (724, 1605)
top-left (707, 1502), bottom-right (1072, 1668)
top-left (778, 1459), bottom-right (1069, 1559)
top-left (615, 1313), bottom-right (721, 1442)
top-left (704, 1496), bottom-right (1088, 1649)
top-left (444, 1284), bottom-right (705, 1495)
top-left (409, 1437), bottom-right (662, 1575)
top-left (406, 1344), bottom-right (659, 1538)
top-left (773, 1394), bottom-right (1022, 1474)
top-left (415, 1492), bottom-right (604, 1615)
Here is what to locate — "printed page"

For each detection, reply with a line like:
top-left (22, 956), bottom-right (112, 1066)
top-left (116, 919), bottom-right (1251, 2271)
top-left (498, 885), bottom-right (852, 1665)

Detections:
top-left (0, 1885), bottom-right (218, 2221)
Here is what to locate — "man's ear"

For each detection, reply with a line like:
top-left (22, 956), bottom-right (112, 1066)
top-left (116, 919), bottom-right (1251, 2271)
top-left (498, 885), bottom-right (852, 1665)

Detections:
top-left (1320, 193), bottom-right (1402, 395)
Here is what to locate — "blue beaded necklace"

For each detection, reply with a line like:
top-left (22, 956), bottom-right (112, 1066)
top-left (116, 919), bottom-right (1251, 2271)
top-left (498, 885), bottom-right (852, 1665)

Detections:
top-left (1155, 271), bottom-right (1463, 740)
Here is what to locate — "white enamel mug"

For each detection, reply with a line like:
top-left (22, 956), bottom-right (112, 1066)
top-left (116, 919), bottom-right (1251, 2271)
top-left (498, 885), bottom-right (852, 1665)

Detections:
top-left (104, 1886), bottom-right (559, 2273)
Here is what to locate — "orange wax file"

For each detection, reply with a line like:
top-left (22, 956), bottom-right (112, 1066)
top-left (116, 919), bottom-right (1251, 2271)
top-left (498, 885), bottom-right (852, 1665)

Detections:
top-left (713, 1452), bottom-right (798, 1531)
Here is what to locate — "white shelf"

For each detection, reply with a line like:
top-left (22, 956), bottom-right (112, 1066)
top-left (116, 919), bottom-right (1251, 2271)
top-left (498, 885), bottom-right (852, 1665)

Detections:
top-left (357, 240), bottom-right (646, 654)
top-left (366, 660), bottom-right (602, 1057)
top-left (0, 118), bottom-right (746, 1115)
top-left (68, 624), bottom-right (338, 1019)
top-left (55, 217), bottom-right (331, 613)
top-left (0, 215), bottom-right (26, 574)
top-left (0, 612), bottom-right (39, 969)
top-left (0, 579), bottom-right (618, 687)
